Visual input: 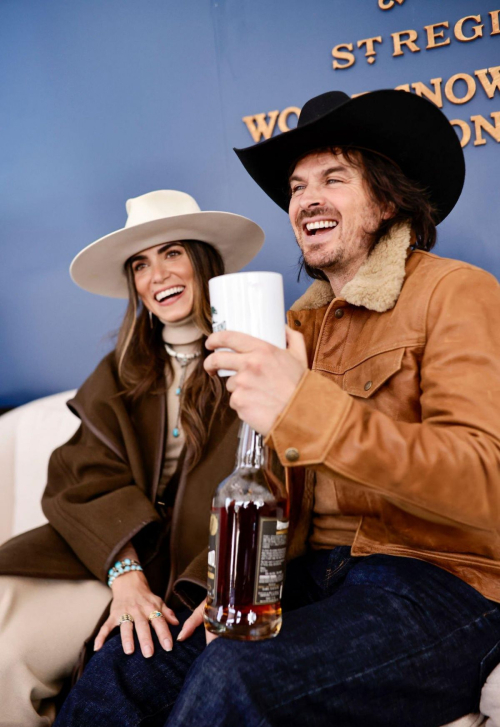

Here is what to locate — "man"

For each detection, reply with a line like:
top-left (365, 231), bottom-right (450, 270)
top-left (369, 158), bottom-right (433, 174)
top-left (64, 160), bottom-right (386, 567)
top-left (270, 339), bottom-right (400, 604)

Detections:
top-left (57, 91), bottom-right (500, 726)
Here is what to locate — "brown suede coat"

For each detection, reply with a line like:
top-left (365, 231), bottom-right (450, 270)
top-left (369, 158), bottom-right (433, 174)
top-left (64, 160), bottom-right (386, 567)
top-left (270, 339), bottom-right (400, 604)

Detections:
top-left (268, 228), bottom-right (500, 603)
top-left (0, 352), bottom-right (239, 610)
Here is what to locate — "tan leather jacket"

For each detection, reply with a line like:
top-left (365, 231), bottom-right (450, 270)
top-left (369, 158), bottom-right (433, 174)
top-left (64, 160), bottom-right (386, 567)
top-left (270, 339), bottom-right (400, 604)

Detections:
top-left (267, 226), bottom-right (500, 602)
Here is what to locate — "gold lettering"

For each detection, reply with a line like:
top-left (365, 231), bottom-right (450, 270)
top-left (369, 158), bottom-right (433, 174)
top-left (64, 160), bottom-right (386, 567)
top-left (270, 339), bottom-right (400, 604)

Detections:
top-left (472, 112), bottom-right (500, 146)
top-left (444, 73), bottom-right (476, 105)
top-left (242, 111), bottom-right (279, 143)
top-left (278, 107), bottom-right (301, 133)
top-left (490, 10), bottom-right (500, 35)
top-left (379, 0), bottom-right (405, 9)
top-left (475, 66), bottom-right (500, 99)
top-left (425, 22), bottom-right (451, 50)
top-left (357, 36), bottom-right (383, 65)
top-left (392, 30), bottom-right (420, 57)
top-left (394, 84), bottom-right (411, 92)
top-left (455, 15), bottom-right (484, 42)
top-left (412, 78), bottom-right (443, 108)
top-left (332, 43), bottom-right (356, 70)
top-left (450, 119), bottom-right (472, 148)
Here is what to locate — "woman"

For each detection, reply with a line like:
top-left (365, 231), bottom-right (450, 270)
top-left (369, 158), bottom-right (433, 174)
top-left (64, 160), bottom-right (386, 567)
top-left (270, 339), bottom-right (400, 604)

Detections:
top-left (0, 189), bottom-right (264, 726)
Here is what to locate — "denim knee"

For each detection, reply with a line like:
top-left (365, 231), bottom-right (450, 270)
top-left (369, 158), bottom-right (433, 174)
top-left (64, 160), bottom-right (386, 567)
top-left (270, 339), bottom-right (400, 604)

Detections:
top-left (166, 639), bottom-right (265, 727)
top-left (192, 638), bottom-right (244, 682)
top-left (185, 637), bottom-right (262, 703)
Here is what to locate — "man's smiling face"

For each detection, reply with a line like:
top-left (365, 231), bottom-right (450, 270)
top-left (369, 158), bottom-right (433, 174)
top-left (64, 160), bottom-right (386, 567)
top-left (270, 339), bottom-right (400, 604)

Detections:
top-left (289, 150), bottom-right (389, 274)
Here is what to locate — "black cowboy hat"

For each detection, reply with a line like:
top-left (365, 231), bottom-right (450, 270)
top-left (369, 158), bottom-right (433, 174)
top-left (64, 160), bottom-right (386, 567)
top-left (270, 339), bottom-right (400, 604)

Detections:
top-left (234, 90), bottom-right (465, 224)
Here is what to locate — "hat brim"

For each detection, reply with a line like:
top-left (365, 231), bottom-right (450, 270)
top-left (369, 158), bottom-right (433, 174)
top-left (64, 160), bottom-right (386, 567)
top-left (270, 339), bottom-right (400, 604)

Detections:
top-left (70, 211), bottom-right (265, 298)
top-left (235, 89), bottom-right (465, 224)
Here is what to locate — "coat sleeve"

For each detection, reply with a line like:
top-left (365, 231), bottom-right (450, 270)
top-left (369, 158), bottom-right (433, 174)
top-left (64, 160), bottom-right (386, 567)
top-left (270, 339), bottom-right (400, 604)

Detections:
top-left (267, 266), bottom-right (500, 532)
top-left (41, 356), bottom-right (162, 582)
top-left (173, 547), bottom-right (208, 609)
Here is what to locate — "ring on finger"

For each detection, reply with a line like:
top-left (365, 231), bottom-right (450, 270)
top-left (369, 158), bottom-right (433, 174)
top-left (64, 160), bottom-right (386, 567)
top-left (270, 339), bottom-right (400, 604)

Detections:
top-left (148, 611), bottom-right (163, 622)
top-left (119, 613), bottom-right (134, 625)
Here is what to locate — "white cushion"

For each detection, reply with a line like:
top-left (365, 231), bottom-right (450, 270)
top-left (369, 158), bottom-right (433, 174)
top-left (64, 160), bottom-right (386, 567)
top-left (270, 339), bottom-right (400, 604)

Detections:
top-left (0, 391), bottom-right (78, 542)
top-left (481, 661), bottom-right (500, 726)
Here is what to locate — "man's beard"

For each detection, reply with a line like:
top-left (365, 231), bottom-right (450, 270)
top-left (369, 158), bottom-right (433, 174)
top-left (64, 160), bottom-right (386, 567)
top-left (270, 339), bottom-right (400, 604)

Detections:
top-left (294, 205), bottom-right (347, 272)
top-left (294, 206), bottom-right (380, 273)
top-left (302, 242), bottom-right (345, 272)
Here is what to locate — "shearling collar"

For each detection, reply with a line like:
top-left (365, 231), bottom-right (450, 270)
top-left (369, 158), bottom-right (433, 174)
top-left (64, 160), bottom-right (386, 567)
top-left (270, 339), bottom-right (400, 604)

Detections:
top-left (290, 222), bottom-right (412, 313)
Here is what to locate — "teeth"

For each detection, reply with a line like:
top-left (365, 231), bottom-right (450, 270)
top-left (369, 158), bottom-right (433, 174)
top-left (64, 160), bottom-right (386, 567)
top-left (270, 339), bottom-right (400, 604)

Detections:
top-left (155, 286), bottom-right (185, 302)
top-left (306, 220), bottom-right (338, 231)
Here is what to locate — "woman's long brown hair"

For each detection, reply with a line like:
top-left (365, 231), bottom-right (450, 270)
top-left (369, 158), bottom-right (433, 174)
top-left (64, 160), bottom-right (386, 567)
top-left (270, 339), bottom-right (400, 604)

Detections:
top-left (115, 240), bottom-right (227, 469)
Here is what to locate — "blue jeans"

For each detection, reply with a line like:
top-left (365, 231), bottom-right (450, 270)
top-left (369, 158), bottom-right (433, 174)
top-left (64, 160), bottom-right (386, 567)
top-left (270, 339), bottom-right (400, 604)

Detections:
top-left (55, 549), bottom-right (500, 727)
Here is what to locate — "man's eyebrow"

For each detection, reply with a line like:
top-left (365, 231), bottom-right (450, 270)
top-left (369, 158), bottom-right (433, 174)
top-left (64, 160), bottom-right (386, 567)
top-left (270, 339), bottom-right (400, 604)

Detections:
top-left (321, 165), bottom-right (351, 177)
top-left (289, 164), bottom-right (351, 184)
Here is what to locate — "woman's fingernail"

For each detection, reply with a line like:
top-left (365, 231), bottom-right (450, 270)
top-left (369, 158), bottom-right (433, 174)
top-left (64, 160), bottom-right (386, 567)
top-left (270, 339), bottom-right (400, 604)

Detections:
top-left (177, 630), bottom-right (185, 641)
top-left (163, 639), bottom-right (172, 651)
top-left (93, 643), bottom-right (99, 651)
top-left (143, 646), bottom-right (153, 658)
top-left (124, 644), bottom-right (133, 655)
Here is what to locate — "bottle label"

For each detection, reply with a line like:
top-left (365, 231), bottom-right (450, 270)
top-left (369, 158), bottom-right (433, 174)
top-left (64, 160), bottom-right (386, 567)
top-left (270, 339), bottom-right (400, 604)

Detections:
top-left (254, 517), bottom-right (288, 604)
top-left (207, 511), bottom-right (220, 600)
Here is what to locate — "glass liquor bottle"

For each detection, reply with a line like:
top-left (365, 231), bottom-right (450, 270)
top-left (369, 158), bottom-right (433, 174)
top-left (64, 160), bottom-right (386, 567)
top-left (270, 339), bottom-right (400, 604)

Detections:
top-left (204, 422), bottom-right (289, 640)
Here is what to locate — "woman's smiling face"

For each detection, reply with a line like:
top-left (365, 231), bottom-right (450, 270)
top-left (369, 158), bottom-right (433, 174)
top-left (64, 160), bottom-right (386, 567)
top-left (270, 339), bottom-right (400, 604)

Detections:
top-left (130, 242), bottom-right (195, 323)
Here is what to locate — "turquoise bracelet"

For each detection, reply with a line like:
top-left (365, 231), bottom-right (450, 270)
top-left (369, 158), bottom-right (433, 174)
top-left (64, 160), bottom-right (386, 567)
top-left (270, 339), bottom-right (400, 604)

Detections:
top-left (107, 558), bottom-right (143, 587)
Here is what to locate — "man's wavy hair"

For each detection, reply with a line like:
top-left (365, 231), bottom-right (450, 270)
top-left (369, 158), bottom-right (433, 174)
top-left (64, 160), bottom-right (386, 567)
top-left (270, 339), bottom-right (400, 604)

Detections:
top-left (292, 146), bottom-right (438, 282)
top-left (115, 240), bottom-right (227, 470)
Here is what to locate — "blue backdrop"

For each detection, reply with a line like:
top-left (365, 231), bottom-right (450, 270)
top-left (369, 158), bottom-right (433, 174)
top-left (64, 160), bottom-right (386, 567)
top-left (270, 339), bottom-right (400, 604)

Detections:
top-left (1, 0), bottom-right (499, 406)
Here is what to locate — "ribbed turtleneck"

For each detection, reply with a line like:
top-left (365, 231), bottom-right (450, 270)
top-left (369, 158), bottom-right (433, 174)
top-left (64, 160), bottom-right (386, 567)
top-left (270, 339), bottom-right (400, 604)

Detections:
top-left (161, 313), bottom-right (204, 347)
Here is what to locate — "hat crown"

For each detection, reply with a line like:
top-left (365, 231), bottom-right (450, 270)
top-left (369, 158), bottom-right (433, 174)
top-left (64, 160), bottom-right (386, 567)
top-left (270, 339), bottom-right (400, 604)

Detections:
top-left (124, 190), bottom-right (201, 229)
top-left (235, 88), bottom-right (465, 224)
top-left (298, 91), bottom-right (350, 127)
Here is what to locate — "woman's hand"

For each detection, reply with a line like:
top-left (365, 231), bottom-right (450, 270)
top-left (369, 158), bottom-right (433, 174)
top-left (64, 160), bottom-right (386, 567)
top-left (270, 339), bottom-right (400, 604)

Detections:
top-left (177, 599), bottom-right (218, 645)
top-left (94, 570), bottom-right (179, 657)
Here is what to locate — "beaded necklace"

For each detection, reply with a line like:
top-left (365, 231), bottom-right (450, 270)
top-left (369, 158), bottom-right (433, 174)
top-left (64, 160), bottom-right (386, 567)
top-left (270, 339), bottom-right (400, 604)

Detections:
top-left (165, 343), bottom-right (202, 438)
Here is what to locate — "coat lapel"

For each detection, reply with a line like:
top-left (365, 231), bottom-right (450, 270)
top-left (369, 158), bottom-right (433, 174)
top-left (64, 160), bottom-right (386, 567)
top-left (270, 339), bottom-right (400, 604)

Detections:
top-left (129, 390), bottom-right (166, 501)
top-left (166, 408), bottom-right (239, 598)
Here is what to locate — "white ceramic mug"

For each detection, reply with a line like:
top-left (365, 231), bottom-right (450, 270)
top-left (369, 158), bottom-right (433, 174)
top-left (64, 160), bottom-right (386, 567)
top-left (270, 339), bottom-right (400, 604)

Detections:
top-left (209, 271), bottom-right (286, 376)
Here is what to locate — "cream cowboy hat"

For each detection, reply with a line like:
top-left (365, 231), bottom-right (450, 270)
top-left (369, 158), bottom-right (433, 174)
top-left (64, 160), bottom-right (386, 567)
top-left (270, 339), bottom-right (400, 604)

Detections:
top-left (70, 190), bottom-right (265, 298)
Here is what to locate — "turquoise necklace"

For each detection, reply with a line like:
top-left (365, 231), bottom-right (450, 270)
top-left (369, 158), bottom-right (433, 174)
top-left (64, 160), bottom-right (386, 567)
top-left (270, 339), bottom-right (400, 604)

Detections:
top-left (165, 343), bottom-right (201, 438)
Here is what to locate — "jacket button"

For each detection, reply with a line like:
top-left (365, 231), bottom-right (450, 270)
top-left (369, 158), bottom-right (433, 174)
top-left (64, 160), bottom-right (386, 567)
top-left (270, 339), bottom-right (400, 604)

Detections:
top-left (334, 308), bottom-right (344, 319)
top-left (285, 447), bottom-right (300, 462)
top-left (364, 380), bottom-right (373, 391)
top-left (294, 319), bottom-right (301, 327)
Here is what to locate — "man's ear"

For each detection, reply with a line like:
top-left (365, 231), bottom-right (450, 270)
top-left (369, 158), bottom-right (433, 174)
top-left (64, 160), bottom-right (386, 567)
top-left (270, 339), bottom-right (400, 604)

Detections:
top-left (381, 201), bottom-right (396, 221)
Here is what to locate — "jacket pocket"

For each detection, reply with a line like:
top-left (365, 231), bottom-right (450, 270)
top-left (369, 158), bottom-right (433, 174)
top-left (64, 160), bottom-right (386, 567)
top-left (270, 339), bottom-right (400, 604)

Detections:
top-left (343, 348), bottom-right (404, 398)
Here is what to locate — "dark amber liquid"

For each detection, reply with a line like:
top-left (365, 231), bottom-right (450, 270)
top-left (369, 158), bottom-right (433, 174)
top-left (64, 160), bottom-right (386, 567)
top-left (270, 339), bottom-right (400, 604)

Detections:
top-left (205, 498), bottom-right (287, 640)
